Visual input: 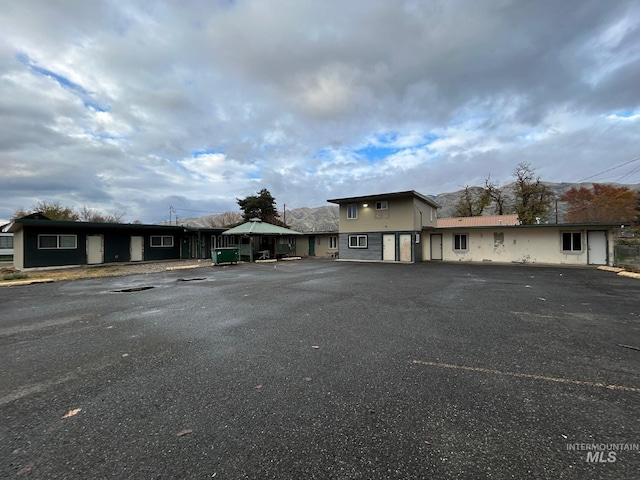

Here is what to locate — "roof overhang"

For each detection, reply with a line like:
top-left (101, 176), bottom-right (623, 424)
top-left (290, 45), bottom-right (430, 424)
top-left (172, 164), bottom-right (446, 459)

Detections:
top-left (327, 190), bottom-right (440, 209)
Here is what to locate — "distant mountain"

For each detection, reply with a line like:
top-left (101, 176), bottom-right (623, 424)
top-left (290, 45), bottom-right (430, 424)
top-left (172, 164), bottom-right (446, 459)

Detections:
top-left (166, 182), bottom-right (639, 230)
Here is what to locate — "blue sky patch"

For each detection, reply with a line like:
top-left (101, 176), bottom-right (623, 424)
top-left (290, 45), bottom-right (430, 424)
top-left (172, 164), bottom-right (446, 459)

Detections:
top-left (191, 148), bottom-right (225, 157)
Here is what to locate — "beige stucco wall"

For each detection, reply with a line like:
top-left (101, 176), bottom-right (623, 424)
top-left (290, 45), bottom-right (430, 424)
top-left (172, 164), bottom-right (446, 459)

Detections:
top-left (296, 233), bottom-right (339, 257)
top-left (339, 197), bottom-right (437, 233)
top-left (423, 227), bottom-right (613, 265)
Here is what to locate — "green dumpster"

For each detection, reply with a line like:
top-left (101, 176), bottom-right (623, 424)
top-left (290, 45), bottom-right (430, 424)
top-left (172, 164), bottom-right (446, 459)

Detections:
top-left (212, 247), bottom-right (239, 265)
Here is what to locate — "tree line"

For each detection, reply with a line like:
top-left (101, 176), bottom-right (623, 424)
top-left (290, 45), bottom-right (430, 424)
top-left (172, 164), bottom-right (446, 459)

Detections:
top-left (455, 162), bottom-right (639, 225)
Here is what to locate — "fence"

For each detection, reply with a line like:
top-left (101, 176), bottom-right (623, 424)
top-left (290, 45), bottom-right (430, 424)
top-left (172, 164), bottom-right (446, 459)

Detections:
top-left (614, 244), bottom-right (640, 268)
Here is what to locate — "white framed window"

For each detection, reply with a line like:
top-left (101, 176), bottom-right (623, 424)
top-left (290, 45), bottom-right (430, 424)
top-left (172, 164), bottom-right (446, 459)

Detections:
top-left (562, 232), bottom-right (582, 252)
top-left (38, 234), bottom-right (77, 249)
top-left (0, 236), bottom-right (14, 249)
top-left (347, 203), bottom-right (357, 219)
top-left (453, 233), bottom-right (468, 252)
top-left (329, 236), bottom-right (338, 249)
top-left (415, 233), bottom-right (420, 244)
top-left (348, 235), bottom-right (367, 248)
top-left (375, 200), bottom-right (388, 210)
top-left (150, 235), bottom-right (174, 247)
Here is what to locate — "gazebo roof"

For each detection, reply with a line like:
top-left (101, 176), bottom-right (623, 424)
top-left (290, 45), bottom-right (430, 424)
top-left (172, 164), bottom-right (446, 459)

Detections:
top-left (222, 218), bottom-right (302, 236)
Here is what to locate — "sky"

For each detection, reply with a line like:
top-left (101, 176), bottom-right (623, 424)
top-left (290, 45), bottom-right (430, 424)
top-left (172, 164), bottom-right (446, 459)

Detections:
top-left (1, 0), bottom-right (639, 224)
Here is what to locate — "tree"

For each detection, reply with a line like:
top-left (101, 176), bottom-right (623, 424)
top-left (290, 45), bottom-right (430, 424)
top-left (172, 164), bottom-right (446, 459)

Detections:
top-left (454, 186), bottom-right (489, 217)
top-left (484, 176), bottom-right (510, 215)
top-left (79, 206), bottom-right (127, 223)
top-left (13, 202), bottom-right (126, 223)
top-left (13, 201), bottom-right (80, 221)
top-left (237, 188), bottom-right (281, 223)
top-left (206, 211), bottom-right (243, 228)
top-left (511, 162), bottom-right (555, 224)
top-left (561, 184), bottom-right (639, 223)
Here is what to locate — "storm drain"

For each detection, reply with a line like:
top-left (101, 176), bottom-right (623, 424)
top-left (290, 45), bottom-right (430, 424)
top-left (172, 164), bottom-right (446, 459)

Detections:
top-left (177, 278), bottom-right (206, 282)
top-left (113, 286), bottom-right (155, 293)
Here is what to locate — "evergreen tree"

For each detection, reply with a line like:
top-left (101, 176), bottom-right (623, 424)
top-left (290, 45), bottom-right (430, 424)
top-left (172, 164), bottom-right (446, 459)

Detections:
top-left (237, 188), bottom-right (281, 223)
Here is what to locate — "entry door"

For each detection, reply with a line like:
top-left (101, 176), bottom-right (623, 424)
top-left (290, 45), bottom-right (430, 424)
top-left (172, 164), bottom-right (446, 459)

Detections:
top-left (130, 236), bottom-right (144, 262)
top-left (587, 231), bottom-right (607, 265)
top-left (383, 234), bottom-right (395, 261)
top-left (430, 234), bottom-right (443, 260)
top-left (399, 234), bottom-right (412, 262)
top-left (309, 236), bottom-right (316, 256)
top-left (87, 235), bottom-right (104, 264)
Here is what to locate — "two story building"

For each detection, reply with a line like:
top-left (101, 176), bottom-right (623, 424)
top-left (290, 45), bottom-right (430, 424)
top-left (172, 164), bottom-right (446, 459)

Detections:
top-left (327, 191), bottom-right (440, 263)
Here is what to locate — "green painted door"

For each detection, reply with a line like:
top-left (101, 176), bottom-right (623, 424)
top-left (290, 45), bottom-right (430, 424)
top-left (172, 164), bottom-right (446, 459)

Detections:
top-left (309, 236), bottom-right (315, 256)
top-left (181, 238), bottom-right (190, 259)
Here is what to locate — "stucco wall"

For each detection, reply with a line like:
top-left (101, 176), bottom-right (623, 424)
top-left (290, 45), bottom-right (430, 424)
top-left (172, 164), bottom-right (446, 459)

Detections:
top-left (422, 227), bottom-right (613, 265)
top-left (339, 198), bottom-right (436, 233)
top-left (296, 234), bottom-right (338, 257)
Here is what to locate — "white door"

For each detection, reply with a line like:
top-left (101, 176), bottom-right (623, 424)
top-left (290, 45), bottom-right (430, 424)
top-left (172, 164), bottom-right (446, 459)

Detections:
top-left (130, 236), bottom-right (144, 262)
top-left (430, 234), bottom-right (442, 260)
top-left (383, 234), bottom-right (395, 261)
top-left (399, 234), bottom-right (412, 262)
top-left (587, 231), bottom-right (607, 265)
top-left (87, 235), bottom-right (104, 264)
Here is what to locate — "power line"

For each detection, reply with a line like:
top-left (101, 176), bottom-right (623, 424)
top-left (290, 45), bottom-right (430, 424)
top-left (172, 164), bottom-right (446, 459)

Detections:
top-left (576, 156), bottom-right (640, 183)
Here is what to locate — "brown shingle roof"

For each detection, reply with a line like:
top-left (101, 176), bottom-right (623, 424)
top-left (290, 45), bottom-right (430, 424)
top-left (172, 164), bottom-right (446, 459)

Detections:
top-left (437, 214), bottom-right (520, 228)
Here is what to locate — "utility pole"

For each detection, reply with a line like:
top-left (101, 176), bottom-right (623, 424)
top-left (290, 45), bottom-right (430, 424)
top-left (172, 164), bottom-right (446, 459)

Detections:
top-left (283, 204), bottom-right (286, 224)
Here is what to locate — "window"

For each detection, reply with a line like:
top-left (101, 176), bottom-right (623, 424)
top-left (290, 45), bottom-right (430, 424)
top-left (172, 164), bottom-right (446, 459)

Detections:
top-left (329, 236), bottom-right (338, 249)
top-left (0, 236), bottom-right (14, 249)
top-left (150, 235), bottom-right (174, 247)
top-left (38, 234), bottom-right (77, 249)
top-left (375, 200), bottom-right (388, 210)
top-left (348, 235), bottom-right (367, 248)
top-left (347, 204), bottom-right (357, 219)
top-left (217, 235), bottom-right (237, 248)
top-left (453, 233), bottom-right (468, 252)
top-left (562, 232), bottom-right (582, 252)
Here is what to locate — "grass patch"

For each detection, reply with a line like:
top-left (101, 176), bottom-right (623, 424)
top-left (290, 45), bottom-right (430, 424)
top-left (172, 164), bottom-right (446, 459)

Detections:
top-left (1, 273), bottom-right (28, 281)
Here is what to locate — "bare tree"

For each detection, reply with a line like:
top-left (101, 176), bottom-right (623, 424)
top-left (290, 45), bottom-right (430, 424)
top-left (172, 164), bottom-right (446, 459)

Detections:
top-left (454, 186), bottom-right (489, 217)
top-left (206, 211), bottom-right (243, 228)
top-left (511, 162), bottom-right (554, 224)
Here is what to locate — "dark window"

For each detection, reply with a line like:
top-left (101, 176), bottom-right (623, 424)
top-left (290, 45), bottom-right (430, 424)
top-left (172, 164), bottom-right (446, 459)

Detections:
top-left (454, 234), bottom-right (468, 251)
top-left (150, 235), bottom-right (174, 247)
top-left (38, 234), bottom-right (77, 249)
top-left (375, 200), bottom-right (388, 210)
top-left (348, 235), bottom-right (367, 248)
top-left (562, 232), bottom-right (582, 252)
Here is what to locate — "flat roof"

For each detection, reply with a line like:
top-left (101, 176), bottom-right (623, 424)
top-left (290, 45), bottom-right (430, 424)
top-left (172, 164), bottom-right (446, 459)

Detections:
top-left (327, 190), bottom-right (440, 209)
top-left (430, 222), bottom-right (624, 231)
top-left (437, 214), bottom-right (520, 228)
top-left (8, 218), bottom-right (226, 233)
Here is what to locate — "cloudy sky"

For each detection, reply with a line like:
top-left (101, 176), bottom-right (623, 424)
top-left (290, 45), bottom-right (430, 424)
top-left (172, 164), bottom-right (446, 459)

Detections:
top-left (1, 0), bottom-right (639, 224)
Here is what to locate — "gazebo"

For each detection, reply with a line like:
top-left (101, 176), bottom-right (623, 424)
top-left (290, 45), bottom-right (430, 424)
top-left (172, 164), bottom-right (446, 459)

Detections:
top-left (222, 218), bottom-right (302, 262)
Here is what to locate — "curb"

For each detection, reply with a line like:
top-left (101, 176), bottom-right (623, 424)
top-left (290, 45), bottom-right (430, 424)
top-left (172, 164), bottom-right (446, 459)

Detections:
top-left (0, 278), bottom-right (56, 287)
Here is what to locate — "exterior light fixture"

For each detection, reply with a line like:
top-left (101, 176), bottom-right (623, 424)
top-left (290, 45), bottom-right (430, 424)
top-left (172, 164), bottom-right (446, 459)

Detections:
top-left (363, 203), bottom-right (369, 207)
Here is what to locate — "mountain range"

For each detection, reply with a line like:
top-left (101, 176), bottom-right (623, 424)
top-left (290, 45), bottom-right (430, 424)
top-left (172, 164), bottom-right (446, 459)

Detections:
top-left (169, 182), bottom-right (639, 232)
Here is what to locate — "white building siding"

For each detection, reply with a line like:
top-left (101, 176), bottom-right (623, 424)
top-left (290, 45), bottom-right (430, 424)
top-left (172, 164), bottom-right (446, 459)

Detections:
top-left (423, 227), bottom-right (613, 266)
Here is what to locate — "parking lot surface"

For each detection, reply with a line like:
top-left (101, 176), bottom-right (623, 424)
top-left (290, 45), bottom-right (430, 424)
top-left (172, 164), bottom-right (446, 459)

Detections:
top-left (1, 260), bottom-right (639, 479)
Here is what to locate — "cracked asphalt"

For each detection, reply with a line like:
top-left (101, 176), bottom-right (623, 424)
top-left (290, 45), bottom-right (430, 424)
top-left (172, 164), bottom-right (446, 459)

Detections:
top-left (1, 260), bottom-right (639, 479)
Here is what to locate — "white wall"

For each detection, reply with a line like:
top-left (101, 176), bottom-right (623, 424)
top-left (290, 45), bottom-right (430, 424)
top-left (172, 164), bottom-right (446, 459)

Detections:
top-left (423, 227), bottom-right (613, 265)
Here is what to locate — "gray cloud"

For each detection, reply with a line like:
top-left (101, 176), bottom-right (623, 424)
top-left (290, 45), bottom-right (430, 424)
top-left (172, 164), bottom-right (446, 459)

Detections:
top-left (1, 0), bottom-right (638, 223)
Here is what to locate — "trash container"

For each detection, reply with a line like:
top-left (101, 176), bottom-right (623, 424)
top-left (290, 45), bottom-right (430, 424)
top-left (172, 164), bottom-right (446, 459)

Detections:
top-left (212, 247), bottom-right (239, 265)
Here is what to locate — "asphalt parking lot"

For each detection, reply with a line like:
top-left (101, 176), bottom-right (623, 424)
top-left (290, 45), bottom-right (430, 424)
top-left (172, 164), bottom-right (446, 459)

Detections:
top-left (1, 260), bottom-right (639, 479)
